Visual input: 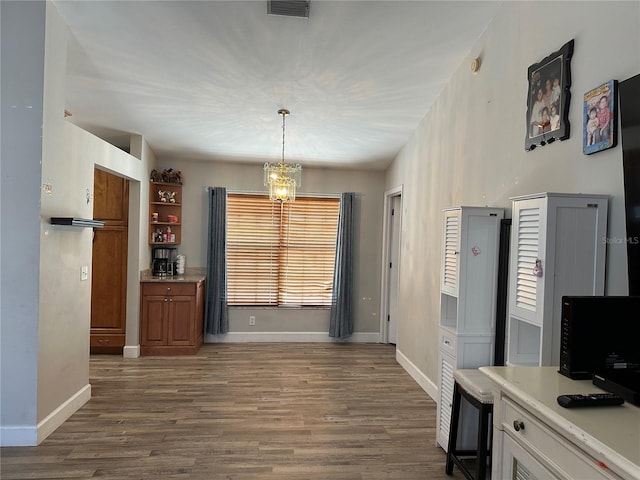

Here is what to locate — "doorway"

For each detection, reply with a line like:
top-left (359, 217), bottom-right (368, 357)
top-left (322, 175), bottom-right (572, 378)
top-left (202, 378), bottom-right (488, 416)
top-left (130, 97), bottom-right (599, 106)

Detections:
top-left (91, 168), bottom-right (130, 353)
top-left (380, 186), bottom-right (403, 344)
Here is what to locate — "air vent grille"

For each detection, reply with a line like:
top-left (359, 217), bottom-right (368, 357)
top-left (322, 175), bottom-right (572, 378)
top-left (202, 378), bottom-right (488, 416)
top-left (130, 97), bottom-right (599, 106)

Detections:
top-left (268, 0), bottom-right (310, 18)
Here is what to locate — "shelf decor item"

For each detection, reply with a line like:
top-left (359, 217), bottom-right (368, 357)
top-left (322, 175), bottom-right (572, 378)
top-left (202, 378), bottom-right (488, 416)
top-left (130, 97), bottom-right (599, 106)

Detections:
top-left (525, 39), bottom-right (574, 151)
top-left (583, 80), bottom-right (618, 155)
top-left (150, 168), bottom-right (182, 184)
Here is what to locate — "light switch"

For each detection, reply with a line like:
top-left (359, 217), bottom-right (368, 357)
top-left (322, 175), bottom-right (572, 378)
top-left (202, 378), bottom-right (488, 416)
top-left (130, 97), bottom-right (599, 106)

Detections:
top-left (81, 266), bottom-right (89, 281)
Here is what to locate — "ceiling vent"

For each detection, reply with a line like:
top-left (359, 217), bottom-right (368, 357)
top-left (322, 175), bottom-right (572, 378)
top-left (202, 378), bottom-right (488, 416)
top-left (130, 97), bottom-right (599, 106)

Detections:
top-left (268, 1), bottom-right (310, 18)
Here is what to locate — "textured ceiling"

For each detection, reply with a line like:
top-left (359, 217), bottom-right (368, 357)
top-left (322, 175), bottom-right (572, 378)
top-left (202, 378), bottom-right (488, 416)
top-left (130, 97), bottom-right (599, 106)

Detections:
top-left (54, 0), bottom-right (500, 169)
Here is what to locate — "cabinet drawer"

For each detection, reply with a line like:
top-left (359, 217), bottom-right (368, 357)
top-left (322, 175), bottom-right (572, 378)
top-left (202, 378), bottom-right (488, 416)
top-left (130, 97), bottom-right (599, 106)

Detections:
top-left (440, 328), bottom-right (457, 357)
top-left (90, 334), bottom-right (125, 348)
top-left (502, 398), bottom-right (619, 480)
top-left (142, 282), bottom-right (195, 296)
top-left (440, 329), bottom-right (457, 356)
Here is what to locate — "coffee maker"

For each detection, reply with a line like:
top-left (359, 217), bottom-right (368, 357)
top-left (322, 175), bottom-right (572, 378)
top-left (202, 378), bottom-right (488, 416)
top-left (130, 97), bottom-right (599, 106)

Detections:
top-left (152, 247), bottom-right (176, 276)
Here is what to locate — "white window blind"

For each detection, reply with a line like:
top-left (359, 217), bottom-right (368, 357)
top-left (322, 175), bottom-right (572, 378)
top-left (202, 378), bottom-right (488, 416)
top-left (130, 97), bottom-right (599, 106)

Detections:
top-left (226, 194), bottom-right (340, 307)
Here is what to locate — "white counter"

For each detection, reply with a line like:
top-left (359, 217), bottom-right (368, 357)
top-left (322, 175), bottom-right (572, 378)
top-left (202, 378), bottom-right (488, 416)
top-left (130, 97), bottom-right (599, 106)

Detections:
top-left (480, 366), bottom-right (640, 480)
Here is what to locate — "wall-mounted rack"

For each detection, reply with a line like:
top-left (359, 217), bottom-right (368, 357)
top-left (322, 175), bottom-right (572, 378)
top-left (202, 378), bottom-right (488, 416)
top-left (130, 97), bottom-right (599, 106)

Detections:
top-left (50, 217), bottom-right (105, 228)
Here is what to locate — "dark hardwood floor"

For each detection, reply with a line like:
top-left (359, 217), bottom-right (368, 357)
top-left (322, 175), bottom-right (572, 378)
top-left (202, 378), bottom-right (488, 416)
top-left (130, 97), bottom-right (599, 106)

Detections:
top-left (1, 343), bottom-right (463, 479)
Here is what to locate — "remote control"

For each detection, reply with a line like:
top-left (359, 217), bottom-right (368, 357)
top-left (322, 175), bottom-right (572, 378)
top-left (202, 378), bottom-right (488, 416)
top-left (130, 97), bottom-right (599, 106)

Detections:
top-left (557, 393), bottom-right (624, 408)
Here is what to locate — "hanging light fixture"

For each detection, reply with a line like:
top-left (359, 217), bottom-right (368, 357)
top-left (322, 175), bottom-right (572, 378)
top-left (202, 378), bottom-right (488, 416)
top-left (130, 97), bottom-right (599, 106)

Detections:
top-left (264, 108), bottom-right (302, 203)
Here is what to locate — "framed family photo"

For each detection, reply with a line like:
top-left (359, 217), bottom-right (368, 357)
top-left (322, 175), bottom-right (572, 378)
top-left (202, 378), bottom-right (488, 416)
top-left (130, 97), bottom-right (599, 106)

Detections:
top-left (525, 39), bottom-right (574, 151)
top-left (583, 80), bottom-right (618, 155)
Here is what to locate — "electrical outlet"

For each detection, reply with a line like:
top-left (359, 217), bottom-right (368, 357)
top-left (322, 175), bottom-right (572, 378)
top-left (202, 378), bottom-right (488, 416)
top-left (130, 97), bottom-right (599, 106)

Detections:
top-left (80, 266), bottom-right (89, 281)
top-left (249, 316), bottom-right (256, 326)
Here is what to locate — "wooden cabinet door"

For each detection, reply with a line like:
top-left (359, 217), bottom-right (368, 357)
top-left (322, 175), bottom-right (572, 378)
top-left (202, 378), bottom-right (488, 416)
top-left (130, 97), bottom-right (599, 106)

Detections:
top-left (91, 168), bottom-right (129, 351)
top-left (168, 296), bottom-right (196, 345)
top-left (140, 295), bottom-right (169, 345)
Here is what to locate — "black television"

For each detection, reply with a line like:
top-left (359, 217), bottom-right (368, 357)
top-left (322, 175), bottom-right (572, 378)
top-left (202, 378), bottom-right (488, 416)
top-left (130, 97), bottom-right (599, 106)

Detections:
top-left (619, 74), bottom-right (640, 295)
top-left (559, 296), bottom-right (640, 380)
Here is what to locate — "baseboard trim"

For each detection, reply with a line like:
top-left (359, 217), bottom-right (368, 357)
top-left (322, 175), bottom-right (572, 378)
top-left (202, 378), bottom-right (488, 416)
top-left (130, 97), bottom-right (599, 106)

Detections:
top-left (204, 331), bottom-right (380, 343)
top-left (0, 383), bottom-right (91, 446)
top-left (0, 425), bottom-right (38, 447)
top-left (396, 348), bottom-right (437, 402)
top-left (37, 383), bottom-right (91, 444)
top-left (123, 345), bottom-right (140, 358)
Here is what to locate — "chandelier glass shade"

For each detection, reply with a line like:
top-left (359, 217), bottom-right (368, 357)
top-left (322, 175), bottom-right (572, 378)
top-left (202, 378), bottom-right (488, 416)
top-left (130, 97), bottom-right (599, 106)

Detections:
top-left (264, 109), bottom-right (302, 203)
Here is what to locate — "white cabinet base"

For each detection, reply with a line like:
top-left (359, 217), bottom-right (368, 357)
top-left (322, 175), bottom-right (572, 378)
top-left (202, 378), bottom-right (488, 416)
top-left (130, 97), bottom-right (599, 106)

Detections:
top-left (482, 366), bottom-right (639, 480)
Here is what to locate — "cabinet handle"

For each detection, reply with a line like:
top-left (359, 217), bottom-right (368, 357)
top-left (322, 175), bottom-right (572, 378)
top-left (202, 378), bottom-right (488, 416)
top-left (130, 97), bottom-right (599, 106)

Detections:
top-left (164, 298), bottom-right (168, 302)
top-left (167, 287), bottom-right (171, 291)
top-left (513, 420), bottom-right (525, 432)
top-left (169, 298), bottom-right (173, 302)
top-left (443, 339), bottom-right (451, 346)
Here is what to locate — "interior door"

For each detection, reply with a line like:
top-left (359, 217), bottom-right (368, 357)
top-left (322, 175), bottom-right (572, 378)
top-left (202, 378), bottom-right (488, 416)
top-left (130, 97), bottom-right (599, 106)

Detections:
top-left (91, 168), bottom-right (129, 353)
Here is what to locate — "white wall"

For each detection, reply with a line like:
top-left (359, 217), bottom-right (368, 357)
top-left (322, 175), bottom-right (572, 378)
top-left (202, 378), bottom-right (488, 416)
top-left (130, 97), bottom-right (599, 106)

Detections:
top-left (0, 0), bottom-right (46, 444)
top-left (0, 1), bottom-right (156, 445)
top-left (38, 0), bottom-right (93, 443)
top-left (387, 1), bottom-right (640, 389)
top-left (66, 126), bottom-right (156, 356)
top-left (0, 0), bottom-right (93, 446)
top-left (156, 158), bottom-right (385, 340)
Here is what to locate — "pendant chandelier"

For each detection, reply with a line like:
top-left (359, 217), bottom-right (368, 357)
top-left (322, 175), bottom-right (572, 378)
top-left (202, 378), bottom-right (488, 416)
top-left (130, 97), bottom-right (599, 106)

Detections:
top-left (264, 108), bottom-right (302, 203)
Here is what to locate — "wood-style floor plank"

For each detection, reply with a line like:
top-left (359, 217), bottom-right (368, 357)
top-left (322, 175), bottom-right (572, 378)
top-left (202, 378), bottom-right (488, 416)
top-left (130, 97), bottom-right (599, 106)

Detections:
top-left (1, 343), bottom-right (464, 479)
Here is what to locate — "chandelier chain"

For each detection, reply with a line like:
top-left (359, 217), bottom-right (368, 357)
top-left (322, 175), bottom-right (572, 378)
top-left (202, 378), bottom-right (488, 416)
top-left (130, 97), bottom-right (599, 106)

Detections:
top-left (281, 110), bottom-right (286, 163)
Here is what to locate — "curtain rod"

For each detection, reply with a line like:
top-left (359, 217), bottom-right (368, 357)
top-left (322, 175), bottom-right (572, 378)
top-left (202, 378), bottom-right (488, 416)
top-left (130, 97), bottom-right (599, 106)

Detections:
top-left (205, 187), bottom-right (362, 198)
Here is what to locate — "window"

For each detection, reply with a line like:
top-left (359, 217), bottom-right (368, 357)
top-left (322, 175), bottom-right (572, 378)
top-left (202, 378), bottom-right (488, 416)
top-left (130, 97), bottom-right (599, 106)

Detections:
top-left (226, 194), bottom-right (340, 307)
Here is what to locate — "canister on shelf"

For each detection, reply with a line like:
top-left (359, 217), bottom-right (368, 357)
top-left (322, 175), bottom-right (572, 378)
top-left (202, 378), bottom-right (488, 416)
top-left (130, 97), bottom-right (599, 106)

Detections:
top-left (176, 254), bottom-right (186, 274)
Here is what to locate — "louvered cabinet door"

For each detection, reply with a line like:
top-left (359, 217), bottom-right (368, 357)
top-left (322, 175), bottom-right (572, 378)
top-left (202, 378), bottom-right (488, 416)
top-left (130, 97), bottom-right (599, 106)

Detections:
top-left (506, 193), bottom-right (608, 367)
top-left (508, 197), bottom-right (546, 326)
top-left (441, 209), bottom-right (460, 296)
top-left (501, 434), bottom-right (556, 480)
top-left (436, 349), bottom-right (455, 451)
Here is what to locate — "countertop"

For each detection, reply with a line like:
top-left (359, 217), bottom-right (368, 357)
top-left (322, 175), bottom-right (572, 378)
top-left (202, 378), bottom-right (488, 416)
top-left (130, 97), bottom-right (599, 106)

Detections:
top-left (140, 268), bottom-right (206, 283)
top-left (480, 366), bottom-right (640, 480)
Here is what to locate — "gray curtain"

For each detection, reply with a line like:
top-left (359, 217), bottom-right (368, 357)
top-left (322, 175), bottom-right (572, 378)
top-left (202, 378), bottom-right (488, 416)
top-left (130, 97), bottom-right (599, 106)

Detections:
top-left (329, 192), bottom-right (355, 339)
top-left (204, 187), bottom-right (229, 334)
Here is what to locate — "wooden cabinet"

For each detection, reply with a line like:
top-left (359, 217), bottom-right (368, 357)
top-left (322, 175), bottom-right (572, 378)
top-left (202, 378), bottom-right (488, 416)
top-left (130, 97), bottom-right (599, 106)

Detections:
top-left (140, 280), bottom-right (205, 355)
top-left (436, 206), bottom-right (504, 451)
top-left (506, 193), bottom-right (608, 366)
top-left (149, 181), bottom-right (182, 245)
top-left (91, 168), bottom-right (129, 353)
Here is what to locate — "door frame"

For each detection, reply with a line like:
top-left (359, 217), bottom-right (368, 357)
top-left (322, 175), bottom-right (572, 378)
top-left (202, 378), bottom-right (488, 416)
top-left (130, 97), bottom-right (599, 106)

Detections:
top-left (91, 166), bottom-right (143, 358)
top-left (379, 185), bottom-right (403, 344)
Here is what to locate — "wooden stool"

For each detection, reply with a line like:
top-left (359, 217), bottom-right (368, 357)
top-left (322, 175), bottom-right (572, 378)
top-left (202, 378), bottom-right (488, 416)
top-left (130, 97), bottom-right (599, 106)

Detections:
top-left (445, 369), bottom-right (494, 480)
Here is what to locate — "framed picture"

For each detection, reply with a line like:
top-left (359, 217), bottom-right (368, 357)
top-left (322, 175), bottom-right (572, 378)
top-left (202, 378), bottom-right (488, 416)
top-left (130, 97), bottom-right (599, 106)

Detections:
top-left (583, 80), bottom-right (618, 155)
top-left (525, 39), bottom-right (574, 151)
